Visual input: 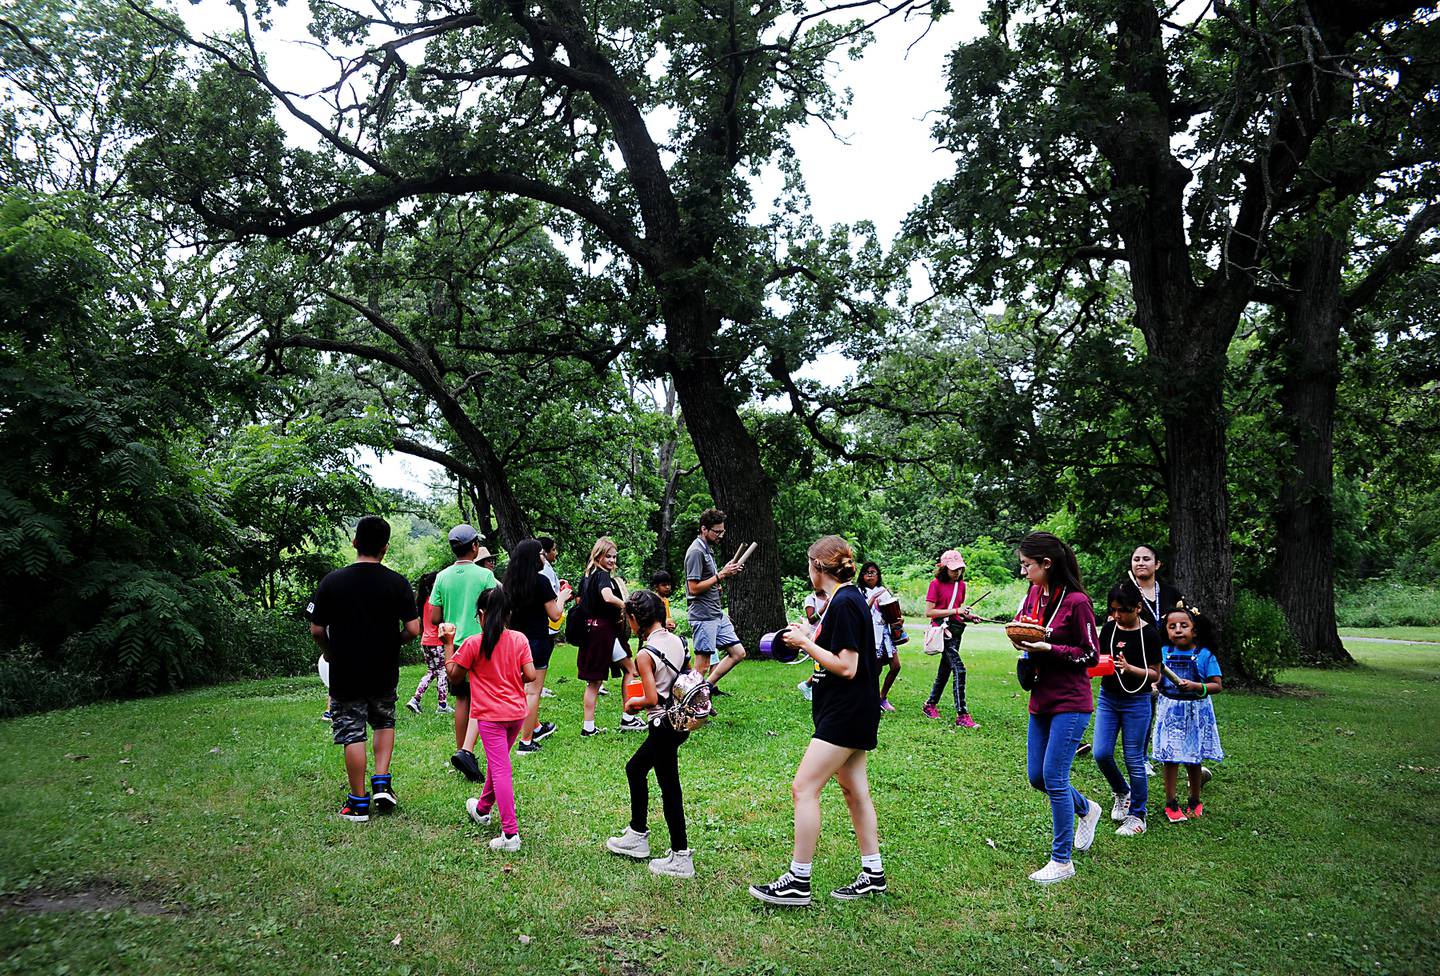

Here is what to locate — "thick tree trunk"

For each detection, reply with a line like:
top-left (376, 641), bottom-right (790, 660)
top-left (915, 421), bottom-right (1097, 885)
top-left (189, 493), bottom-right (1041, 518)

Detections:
top-left (429, 392), bottom-right (531, 551)
top-left (667, 318), bottom-right (786, 649)
top-left (1275, 232), bottom-right (1352, 665)
top-left (1158, 346), bottom-right (1240, 676)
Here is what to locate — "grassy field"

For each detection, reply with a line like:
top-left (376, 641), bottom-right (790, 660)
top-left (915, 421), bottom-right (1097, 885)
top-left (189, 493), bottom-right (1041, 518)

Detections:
top-left (1339, 626), bottom-right (1440, 643)
top-left (1, 631), bottom-right (1437, 976)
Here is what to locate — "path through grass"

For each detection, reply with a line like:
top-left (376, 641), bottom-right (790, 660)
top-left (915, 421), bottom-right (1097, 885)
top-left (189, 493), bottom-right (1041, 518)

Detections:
top-left (1, 632), bottom-right (1437, 975)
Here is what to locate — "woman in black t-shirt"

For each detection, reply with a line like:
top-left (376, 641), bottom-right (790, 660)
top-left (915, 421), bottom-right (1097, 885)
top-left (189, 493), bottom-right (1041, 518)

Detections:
top-left (749, 536), bottom-right (885, 908)
top-left (576, 537), bottom-right (641, 735)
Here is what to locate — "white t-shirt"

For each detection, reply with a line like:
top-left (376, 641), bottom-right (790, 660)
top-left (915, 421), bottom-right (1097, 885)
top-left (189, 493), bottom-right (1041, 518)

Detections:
top-left (861, 585), bottom-right (893, 645)
top-left (638, 630), bottom-right (688, 721)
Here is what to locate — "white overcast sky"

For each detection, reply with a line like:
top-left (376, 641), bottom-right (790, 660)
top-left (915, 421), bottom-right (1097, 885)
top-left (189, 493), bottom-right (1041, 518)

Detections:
top-left (176, 1), bottom-right (986, 492)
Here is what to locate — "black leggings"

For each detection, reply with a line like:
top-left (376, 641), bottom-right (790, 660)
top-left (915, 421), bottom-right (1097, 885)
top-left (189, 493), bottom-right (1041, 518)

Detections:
top-left (626, 721), bottom-right (690, 850)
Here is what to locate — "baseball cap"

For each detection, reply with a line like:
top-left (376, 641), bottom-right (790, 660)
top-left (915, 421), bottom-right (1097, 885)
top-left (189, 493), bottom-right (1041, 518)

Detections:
top-left (938, 549), bottom-right (964, 570)
top-left (448, 524), bottom-right (479, 546)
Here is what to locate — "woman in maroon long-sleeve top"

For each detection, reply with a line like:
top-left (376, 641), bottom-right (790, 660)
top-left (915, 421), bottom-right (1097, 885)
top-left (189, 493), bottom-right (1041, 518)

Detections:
top-left (1011, 532), bottom-right (1103, 885)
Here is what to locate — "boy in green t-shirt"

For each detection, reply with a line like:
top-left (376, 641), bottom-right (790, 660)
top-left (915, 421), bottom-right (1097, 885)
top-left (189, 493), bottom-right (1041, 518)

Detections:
top-left (430, 524), bottom-right (499, 780)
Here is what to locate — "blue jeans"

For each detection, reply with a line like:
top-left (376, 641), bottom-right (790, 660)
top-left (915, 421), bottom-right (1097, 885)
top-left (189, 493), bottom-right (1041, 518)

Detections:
top-left (1093, 688), bottom-right (1152, 818)
top-left (1027, 711), bottom-right (1092, 863)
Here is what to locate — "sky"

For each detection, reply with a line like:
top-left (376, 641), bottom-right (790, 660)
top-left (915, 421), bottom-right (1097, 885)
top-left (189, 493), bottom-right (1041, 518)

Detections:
top-left (176, 1), bottom-right (987, 492)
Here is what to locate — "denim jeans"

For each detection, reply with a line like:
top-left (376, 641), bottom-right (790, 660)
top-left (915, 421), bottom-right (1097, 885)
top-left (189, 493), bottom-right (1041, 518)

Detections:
top-left (1093, 687), bottom-right (1152, 818)
top-left (925, 622), bottom-right (967, 713)
top-left (1027, 711), bottom-right (1092, 863)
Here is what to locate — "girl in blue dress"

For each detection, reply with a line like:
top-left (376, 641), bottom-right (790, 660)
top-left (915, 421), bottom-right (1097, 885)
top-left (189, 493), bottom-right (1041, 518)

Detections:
top-left (1152, 607), bottom-right (1224, 822)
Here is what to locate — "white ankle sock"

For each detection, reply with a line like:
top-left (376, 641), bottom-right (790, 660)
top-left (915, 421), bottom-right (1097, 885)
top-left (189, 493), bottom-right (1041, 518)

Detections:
top-left (789, 860), bottom-right (812, 879)
top-left (583, 720), bottom-right (595, 732)
top-left (861, 853), bottom-right (884, 874)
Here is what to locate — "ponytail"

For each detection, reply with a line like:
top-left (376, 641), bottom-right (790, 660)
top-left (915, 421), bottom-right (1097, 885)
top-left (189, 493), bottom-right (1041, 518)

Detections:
top-left (476, 586), bottom-right (511, 660)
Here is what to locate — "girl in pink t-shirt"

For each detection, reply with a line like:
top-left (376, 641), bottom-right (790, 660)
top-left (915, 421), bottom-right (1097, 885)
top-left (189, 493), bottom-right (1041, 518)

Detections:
top-left (445, 588), bottom-right (536, 850)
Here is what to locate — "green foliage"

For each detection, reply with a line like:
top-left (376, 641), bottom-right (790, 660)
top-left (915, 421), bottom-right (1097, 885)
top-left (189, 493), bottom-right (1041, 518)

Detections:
top-left (1337, 580), bottom-right (1440, 629)
top-left (1231, 593), bottom-right (1299, 686)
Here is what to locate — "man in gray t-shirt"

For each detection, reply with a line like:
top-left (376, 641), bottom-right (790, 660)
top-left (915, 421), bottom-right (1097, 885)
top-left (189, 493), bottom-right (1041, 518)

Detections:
top-left (684, 508), bottom-right (747, 688)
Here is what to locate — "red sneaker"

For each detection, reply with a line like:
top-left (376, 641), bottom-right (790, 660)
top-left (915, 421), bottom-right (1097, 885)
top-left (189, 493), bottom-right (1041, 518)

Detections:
top-left (922, 703), bottom-right (940, 719)
top-left (956, 713), bottom-right (979, 729)
top-left (1164, 802), bottom-right (1188, 823)
top-left (1185, 801), bottom-right (1204, 819)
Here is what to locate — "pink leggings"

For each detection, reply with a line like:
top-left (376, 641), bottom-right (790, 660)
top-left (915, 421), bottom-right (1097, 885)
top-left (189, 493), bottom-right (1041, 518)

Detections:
top-left (475, 718), bottom-right (524, 835)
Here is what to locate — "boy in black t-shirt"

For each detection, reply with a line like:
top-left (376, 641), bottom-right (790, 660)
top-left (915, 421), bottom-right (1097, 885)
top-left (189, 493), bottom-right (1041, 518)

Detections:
top-left (308, 516), bottom-right (420, 822)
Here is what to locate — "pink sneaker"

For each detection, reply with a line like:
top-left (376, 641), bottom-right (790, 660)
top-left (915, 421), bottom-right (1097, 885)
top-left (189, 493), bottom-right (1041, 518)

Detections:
top-left (922, 703), bottom-right (940, 720)
top-left (956, 713), bottom-right (979, 729)
top-left (880, 698), bottom-right (896, 713)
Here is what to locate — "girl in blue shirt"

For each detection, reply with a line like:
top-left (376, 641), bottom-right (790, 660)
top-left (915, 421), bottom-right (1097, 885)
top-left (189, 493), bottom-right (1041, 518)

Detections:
top-left (1152, 607), bottom-right (1224, 821)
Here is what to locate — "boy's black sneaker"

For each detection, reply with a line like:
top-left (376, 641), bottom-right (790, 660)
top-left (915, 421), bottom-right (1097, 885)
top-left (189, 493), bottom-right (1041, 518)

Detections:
top-left (534, 721), bottom-right (558, 742)
top-left (450, 749), bottom-right (483, 782)
top-left (339, 794), bottom-right (370, 822)
top-left (748, 872), bottom-right (812, 907)
top-left (831, 870), bottom-right (887, 900)
top-left (516, 740), bottom-right (542, 754)
top-left (371, 778), bottom-right (397, 813)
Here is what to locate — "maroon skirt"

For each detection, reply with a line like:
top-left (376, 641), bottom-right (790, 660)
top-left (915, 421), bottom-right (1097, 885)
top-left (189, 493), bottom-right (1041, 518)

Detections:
top-left (576, 617), bottom-right (630, 681)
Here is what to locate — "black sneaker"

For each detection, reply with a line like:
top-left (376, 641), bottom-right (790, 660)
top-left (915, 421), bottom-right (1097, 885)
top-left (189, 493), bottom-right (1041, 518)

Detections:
top-left (371, 778), bottom-right (397, 813)
top-left (516, 740), bottom-right (541, 754)
top-left (534, 721), bottom-right (558, 742)
top-left (339, 794), bottom-right (370, 822)
top-left (748, 872), bottom-right (812, 907)
top-left (580, 726), bottom-right (606, 737)
top-left (708, 682), bottom-right (729, 697)
top-left (1075, 741), bottom-right (1092, 757)
top-left (450, 749), bottom-right (483, 782)
top-left (831, 870), bottom-right (886, 900)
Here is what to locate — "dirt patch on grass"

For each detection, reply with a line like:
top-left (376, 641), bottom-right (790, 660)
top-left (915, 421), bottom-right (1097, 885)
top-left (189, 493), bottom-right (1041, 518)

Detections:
top-left (3, 881), bottom-right (179, 916)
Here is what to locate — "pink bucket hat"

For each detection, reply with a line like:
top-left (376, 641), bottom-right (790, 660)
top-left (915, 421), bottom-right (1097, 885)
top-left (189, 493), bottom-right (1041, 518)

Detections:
top-left (937, 549), bottom-right (964, 570)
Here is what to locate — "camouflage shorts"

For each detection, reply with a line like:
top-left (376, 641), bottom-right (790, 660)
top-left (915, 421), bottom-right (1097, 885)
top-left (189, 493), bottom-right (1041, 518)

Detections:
top-left (330, 697), bottom-right (397, 746)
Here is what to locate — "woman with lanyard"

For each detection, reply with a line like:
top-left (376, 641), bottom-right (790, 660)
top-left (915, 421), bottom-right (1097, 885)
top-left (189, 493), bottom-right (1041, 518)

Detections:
top-left (1130, 544), bottom-right (1185, 625)
top-left (1128, 544), bottom-right (1184, 773)
top-left (1092, 580), bottom-right (1162, 836)
top-left (1011, 531), bottom-right (1103, 884)
top-left (749, 535), bottom-right (886, 906)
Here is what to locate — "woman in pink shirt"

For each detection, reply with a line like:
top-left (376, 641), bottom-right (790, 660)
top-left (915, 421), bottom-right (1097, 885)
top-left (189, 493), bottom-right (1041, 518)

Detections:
top-left (445, 588), bottom-right (536, 851)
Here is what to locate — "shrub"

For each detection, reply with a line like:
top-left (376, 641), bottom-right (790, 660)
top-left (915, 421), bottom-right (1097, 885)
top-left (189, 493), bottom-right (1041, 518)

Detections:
top-left (1231, 592), bottom-right (1298, 685)
top-left (1336, 579), bottom-right (1440, 628)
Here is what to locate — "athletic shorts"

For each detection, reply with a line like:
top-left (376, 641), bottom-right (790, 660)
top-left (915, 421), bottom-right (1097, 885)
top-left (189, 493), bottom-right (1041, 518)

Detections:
top-left (691, 617), bottom-right (741, 656)
top-left (331, 697), bottom-right (397, 746)
top-left (528, 635), bottom-right (555, 671)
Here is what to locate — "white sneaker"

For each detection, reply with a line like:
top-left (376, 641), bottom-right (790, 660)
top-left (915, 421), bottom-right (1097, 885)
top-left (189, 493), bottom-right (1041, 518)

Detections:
top-left (1201, 765), bottom-right (1213, 785)
top-left (797, 680), bottom-right (812, 701)
top-left (648, 849), bottom-right (695, 878)
top-left (1145, 761), bottom-right (1155, 777)
top-left (489, 833), bottom-right (521, 851)
top-left (1029, 859), bottom-right (1075, 884)
top-left (465, 797), bottom-right (491, 826)
top-left (606, 826), bottom-right (651, 859)
top-left (1116, 815), bottom-right (1147, 837)
top-left (598, 684), bottom-right (609, 696)
top-left (1110, 792), bottom-right (1131, 822)
top-left (540, 687), bottom-right (555, 698)
top-left (1074, 799), bottom-right (1102, 852)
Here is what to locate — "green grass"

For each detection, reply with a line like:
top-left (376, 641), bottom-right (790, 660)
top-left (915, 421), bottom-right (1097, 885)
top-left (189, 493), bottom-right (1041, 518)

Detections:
top-left (1341, 626), bottom-right (1440, 644)
top-left (1337, 580), bottom-right (1440, 628)
top-left (2, 632), bottom-right (1438, 976)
